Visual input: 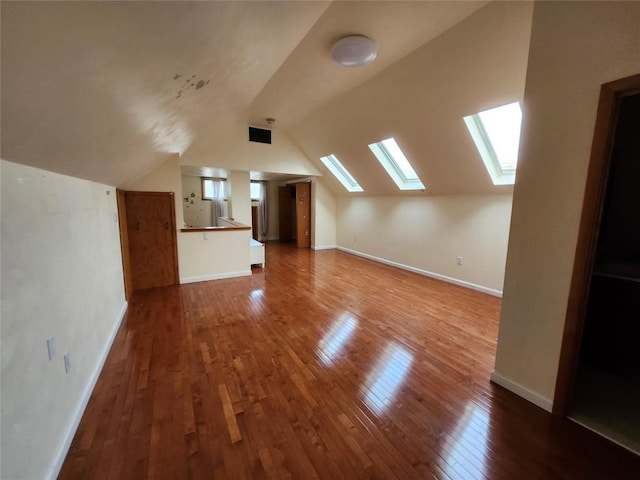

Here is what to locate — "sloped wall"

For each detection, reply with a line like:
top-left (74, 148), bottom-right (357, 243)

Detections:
top-left (1, 160), bottom-right (127, 480)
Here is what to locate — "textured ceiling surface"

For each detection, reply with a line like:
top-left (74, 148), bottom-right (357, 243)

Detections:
top-left (1, 1), bottom-right (531, 194)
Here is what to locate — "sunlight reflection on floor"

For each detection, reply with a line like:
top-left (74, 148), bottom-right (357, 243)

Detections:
top-left (317, 313), bottom-right (358, 366)
top-left (441, 403), bottom-right (490, 479)
top-left (363, 342), bottom-right (414, 415)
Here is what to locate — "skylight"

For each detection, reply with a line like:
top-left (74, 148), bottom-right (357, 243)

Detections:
top-left (320, 154), bottom-right (364, 192)
top-left (464, 101), bottom-right (522, 185)
top-left (368, 137), bottom-right (425, 190)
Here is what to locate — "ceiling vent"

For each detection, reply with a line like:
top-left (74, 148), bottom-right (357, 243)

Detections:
top-left (249, 126), bottom-right (271, 145)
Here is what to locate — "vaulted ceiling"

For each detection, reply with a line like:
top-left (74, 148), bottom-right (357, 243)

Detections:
top-left (1, 1), bottom-right (532, 195)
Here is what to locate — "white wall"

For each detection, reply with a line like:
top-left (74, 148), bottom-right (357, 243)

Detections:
top-left (494, 1), bottom-right (640, 410)
top-left (311, 177), bottom-right (337, 249)
top-left (1, 160), bottom-right (127, 480)
top-left (181, 121), bottom-right (321, 178)
top-left (228, 171), bottom-right (251, 226)
top-left (122, 153), bottom-right (184, 226)
top-left (178, 230), bottom-right (250, 283)
top-left (265, 181), bottom-right (281, 241)
top-left (337, 194), bottom-right (513, 295)
top-left (181, 175), bottom-right (213, 227)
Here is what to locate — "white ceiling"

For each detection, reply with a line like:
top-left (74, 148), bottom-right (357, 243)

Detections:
top-left (1, 1), bottom-right (531, 195)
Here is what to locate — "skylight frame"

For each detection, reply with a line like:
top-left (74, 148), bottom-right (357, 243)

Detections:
top-left (320, 154), bottom-right (364, 193)
top-left (463, 101), bottom-right (522, 186)
top-left (368, 137), bottom-right (425, 191)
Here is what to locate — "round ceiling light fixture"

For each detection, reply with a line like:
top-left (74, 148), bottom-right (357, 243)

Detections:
top-left (331, 35), bottom-right (377, 67)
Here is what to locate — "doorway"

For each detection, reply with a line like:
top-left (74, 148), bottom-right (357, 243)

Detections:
top-left (123, 191), bottom-right (179, 291)
top-left (556, 73), bottom-right (640, 454)
top-left (278, 182), bottom-right (311, 248)
top-left (251, 205), bottom-right (259, 241)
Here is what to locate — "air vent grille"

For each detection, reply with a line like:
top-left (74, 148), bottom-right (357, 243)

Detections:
top-left (249, 127), bottom-right (271, 144)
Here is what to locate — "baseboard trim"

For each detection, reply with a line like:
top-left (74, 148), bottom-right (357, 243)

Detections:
top-left (336, 246), bottom-right (502, 297)
top-left (312, 245), bottom-right (337, 251)
top-left (48, 301), bottom-right (128, 480)
top-left (490, 371), bottom-right (553, 412)
top-left (180, 270), bottom-right (252, 284)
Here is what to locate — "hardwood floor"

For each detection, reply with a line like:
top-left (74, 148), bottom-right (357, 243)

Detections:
top-left (59, 243), bottom-right (640, 479)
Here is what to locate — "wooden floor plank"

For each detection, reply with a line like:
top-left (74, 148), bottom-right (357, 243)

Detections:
top-left (59, 243), bottom-right (640, 479)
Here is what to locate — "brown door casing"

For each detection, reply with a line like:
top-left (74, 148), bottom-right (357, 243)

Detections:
top-left (278, 186), bottom-right (294, 242)
top-left (554, 73), bottom-right (640, 415)
top-left (295, 182), bottom-right (311, 249)
top-left (251, 205), bottom-right (259, 241)
top-left (116, 189), bottom-right (133, 301)
top-left (125, 191), bottom-right (179, 291)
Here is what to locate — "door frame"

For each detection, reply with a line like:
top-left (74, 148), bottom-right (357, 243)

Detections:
top-left (251, 205), bottom-right (259, 241)
top-left (554, 73), bottom-right (640, 415)
top-left (122, 191), bottom-right (180, 291)
top-left (116, 189), bottom-right (133, 301)
top-left (278, 185), bottom-right (295, 242)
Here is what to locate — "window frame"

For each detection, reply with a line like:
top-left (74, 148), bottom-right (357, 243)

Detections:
top-left (463, 101), bottom-right (522, 186)
top-left (250, 181), bottom-right (263, 201)
top-left (320, 154), bottom-right (364, 193)
top-left (368, 137), bottom-right (425, 191)
top-left (201, 177), bottom-right (227, 201)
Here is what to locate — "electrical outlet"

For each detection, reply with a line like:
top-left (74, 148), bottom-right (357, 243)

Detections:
top-left (47, 337), bottom-right (56, 360)
top-left (64, 353), bottom-right (72, 373)
top-left (457, 256), bottom-right (463, 265)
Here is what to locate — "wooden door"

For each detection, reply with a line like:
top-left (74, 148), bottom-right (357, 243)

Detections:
top-left (278, 186), bottom-right (294, 242)
top-left (116, 189), bottom-right (133, 301)
top-left (295, 182), bottom-right (311, 248)
top-left (251, 205), bottom-right (259, 241)
top-left (125, 191), bottom-right (179, 291)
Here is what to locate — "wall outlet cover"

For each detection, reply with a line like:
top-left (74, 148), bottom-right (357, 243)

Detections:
top-left (47, 337), bottom-right (56, 360)
top-left (64, 353), bottom-right (72, 373)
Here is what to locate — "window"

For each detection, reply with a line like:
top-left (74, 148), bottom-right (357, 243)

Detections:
top-left (201, 178), bottom-right (227, 200)
top-left (320, 154), bottom-right (364, 192)
top-left (368, 137), bottom-right (425, 190)
top-left (463, 101), bottom-right (522, 185)
top-left (250, 182), bottom-right (262, 201)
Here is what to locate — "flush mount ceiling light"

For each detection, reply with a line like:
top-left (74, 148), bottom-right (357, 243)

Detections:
top-left (331, 35), bottom-right (377, 67)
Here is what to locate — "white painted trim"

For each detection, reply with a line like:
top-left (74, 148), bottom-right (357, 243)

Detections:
top-left (48, 301), bottom-right (128, 480)
top-left (336, 246), bottom-right (502, 297)
top-left (312, 245), bottom-right (337, 251)
top-left (180, 270), bottom-right (252, 284)
top-left (490, 371), bottom-right (553, 412)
